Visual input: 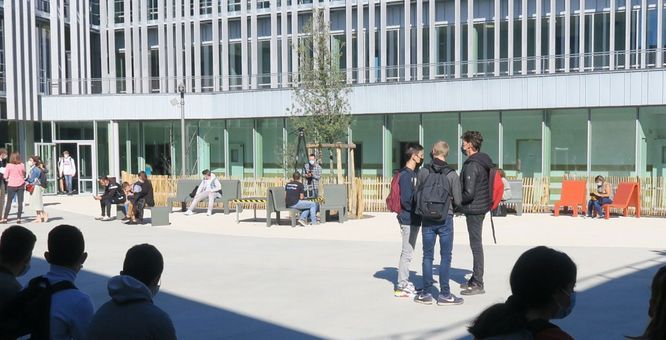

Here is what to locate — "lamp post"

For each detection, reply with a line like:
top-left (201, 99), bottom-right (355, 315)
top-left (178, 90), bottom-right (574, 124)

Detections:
top-left (177, 83), bottom-right (186, 177)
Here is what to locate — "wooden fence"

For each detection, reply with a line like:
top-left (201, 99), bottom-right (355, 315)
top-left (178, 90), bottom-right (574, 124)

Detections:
top-left (121, 172), bottom-right (666, 217)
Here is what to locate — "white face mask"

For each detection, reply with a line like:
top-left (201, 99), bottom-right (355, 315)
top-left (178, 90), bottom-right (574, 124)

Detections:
top-left (27, 160), bottom-right (33, 167)
top-left (596, 182), bottom-right (603, 186)
top-left (308, 160), bottom-right (315, 165)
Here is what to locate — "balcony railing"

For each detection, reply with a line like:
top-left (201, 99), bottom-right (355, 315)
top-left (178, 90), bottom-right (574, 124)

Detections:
top-left (42, 49), bottom-right (666, 96)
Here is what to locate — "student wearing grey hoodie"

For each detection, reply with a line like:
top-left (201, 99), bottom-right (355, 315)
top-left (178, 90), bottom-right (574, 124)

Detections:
top-left (88, 244), bottom-right (176, 340)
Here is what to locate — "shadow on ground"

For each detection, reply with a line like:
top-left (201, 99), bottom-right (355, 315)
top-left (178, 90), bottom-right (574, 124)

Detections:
top-left (371, 252), bottom-right (665, 340)
top-left (20, 258), bottom-right (321, 339)
top-left (374, 266), bottom-right (473, 290)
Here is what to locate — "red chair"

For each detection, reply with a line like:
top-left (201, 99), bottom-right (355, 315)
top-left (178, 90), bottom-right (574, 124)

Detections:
top-left (553, 180), bottom-right (588, 217)
top-left (593, 182), bottom-right (641, 220)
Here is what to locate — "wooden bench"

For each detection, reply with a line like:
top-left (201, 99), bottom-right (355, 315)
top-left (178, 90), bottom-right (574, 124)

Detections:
top-left (320, 184), bottom-right (347, 223)
top-left (266, 187), bottom-right (300, 228)
top-left (553, 180), bottom-right (587, 217)
top-left (506, 180), bottom-right (524, 216)
top-left (166, 179), bottom-right (240, 214)
top-left (595, 182), bottom-right (641, 219)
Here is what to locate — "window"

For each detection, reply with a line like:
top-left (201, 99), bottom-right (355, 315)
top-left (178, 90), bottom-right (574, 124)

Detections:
top-left (639, 107), bottom-right (666, 177)
top-left (114, 0), bottom-right (124, 23)
top-left (503, 111), bottom-right (543, 177)
top-left (228, 0), bottom-right (240, 12)
top-left (148, 0), bottom-right (158, 20)
top-left (258, 40), bottom-right (271, 87)
top-left (229, 42), bottom-right (242, 88)
top-left (591, 108), bottom-right (635, 176)
top-left (200, 0), bottom-right (212, 14)
top-left (386, 29), bottom-right (399, 80)
top-left (201, 45), bottom-right (213, 91)
top-left (548, 109), bottom-right (587, 177)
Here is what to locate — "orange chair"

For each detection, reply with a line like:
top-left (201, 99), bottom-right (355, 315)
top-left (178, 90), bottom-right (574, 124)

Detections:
top-left (553, 180), bottom-right (588, 217)
top-left (594, 182), bottom-right (641, 220)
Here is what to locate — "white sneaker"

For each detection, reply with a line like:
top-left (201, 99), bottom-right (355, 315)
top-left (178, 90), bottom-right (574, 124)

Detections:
top-left (206, 212), bottom-right (212, 216)
top-left (102, 216), bottom-right (112, 221)
top-left (184, 210), bottom-right (194, 216)
top-left (94, 216), bottom-right (104, 220)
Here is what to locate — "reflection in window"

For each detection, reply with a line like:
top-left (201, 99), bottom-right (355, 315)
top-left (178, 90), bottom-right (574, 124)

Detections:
top-left (258, 40), bottom-right (271, 87)
top-left (591, 108), bottom-right (635, 176)
top-left (548, 109), bottom-right (587, 176)
top-left (436, 25), bottom-right (454, 77)
top-left (387, 29), bottom-right (399, 80)
top-left (229, 42), bottom-right (242, 88)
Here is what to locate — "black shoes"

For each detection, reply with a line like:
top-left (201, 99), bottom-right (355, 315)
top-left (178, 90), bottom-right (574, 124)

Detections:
top-left (460, 278), bottom-right (486, 295)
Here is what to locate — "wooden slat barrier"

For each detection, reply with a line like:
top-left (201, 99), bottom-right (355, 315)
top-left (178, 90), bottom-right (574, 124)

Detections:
top-left (121, 172), bottom-right (666, 217)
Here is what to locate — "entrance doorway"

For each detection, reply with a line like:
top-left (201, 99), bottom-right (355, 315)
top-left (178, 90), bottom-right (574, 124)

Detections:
top-left (36, 141), bottom-right (97, 195)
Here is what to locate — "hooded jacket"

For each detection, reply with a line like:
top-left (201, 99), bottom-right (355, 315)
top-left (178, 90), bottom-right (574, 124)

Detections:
top-left (416, 158), bottom-right (463, 225)
top-left (87, 275), bottom-right (176, 340)
top-left (196, 173), bottom-right (222, 195)
top-left (460, 152), bottom-right (494, 215)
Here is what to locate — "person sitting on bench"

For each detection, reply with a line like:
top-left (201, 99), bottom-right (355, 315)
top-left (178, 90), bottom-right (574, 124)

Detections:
top-left (285, 172), bottom-right (318, 226)
top-left (587, 175), bottom-right (612, 218)
top-left (184, 169), bottom-right (222, 216)
top-left (95, 176), bottom-right (121, 221)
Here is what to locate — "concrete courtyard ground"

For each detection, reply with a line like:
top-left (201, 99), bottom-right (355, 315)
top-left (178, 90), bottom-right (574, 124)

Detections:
top-left (4, 195), bottom-right (666, 339)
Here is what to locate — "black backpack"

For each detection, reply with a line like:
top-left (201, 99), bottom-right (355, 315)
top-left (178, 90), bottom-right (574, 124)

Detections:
top-left (0, 276), bottom-right (77, 339)
top-left (38, 169), bottom-right (48, 188)
top-left (415, 165), bottom-right (454, 223)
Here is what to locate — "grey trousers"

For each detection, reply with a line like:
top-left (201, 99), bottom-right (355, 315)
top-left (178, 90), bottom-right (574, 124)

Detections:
top-left (397, 224), bottom-right (420, 288)
top-left (466, 214), bottom-right (486, 285)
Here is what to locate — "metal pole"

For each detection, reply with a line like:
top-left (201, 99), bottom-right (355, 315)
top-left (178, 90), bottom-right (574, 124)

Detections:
top-left (180, 89), bottom-right (186, 176)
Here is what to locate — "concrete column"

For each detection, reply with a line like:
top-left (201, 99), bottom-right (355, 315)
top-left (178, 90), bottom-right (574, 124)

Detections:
top-left (291, 0), bottom-right (298, 84)
top-left (194, 0), bottom-right (203, 92)
top-left (71, 0), bottom-right (80, 94)
top-left (176, 0), bottom-right (184, 85)
top-left (142, 0), bottom-right (150, 93)
top-left (184, 0), bottom-right (194, 91)
top-left (521, 0), bottom-right (527, 74)
top-left (357, 0), bottom-right (365, 83)
top-left (270, 0), bottom-right (278, 88)
top-left (549, 0), bottom-right (556, 73)
top-left (213, 0), bottom-right (221, 91)
top-left (625, 0), bottom-right (631, 70)
top-left (85, 0), bottom-right (92, 93)
top-left (580, 0), bottom-right (585, 72)
top-left (404, 0), bottom-right (411, 81)
top-left (429, 0), bottom-right (436, 78)
top-left (132, 0), bottom-right (141, 92)
top-left (640, 0), bottom-right (647, 68)
top-left (658, 0), bottom-right (664, 67)
top-left (610, 0), bottom-right (616, 70)
top-left (564, 0), bottom-right (570, 72)
top-left (455, 0), bottom-right (461, 78)
top-left (167, 0), bottom-right (176, 92)
top-left (347, 0), bottom-right (354, 83)
top-left (468, 0), bottom-right (475, 77)
top-left (280, 4), bottom-right (288, 87)
top-left (542, 110), bottom-right (551, 178)
top-left (107, 0), bottom-right (116, 94)
top-left (494, 0), bottom-right (500, 76)
top-left (250, 0), bottom-right (258, 90)
top-left (222, 0), bottom-right (230, 90)
top-left (60, 0), bottom-right (67, 87)
top-left (536, 0), bottom-right (542, 74)
top-left (380, 0), bottom-right (387, 82)
top-left (508, 0), bottom-right (514, 75)
top-left (416, 0), bottom-right (423, 80)
top-left (50, 0), bottom-right (61, 94)
top-left (124, 0), bottom-right (133, 93)
top-left (241, 0), bottom-right (249, 89)
top-left (159, 0), bottom-right (168, 92)
top-left (369, 0), bottom-right (376, 82)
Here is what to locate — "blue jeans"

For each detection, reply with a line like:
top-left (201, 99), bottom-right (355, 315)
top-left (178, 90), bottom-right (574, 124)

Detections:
top-left (290, 200), bottom-right (318, 224)
top-left (422, 215), bottom-right (454, 296)
top-left (588, 197), bottom-right (612, 217)
top-left (64, 175), bottom-right (74, 193)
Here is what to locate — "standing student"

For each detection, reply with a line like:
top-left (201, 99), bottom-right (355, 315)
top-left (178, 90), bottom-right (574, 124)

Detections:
top-left (303, 154), bottom-right (322, 198)
top-left (393, 143), bottom-right (424, 298)
top-left (413, 141), bottom-right (464, 306)
top-left (459, 131), bottom-right (494, 296)
top-left (58, 151), bottom-right (76, 195)
top-left (26, 156), bottom-right (48, 223)
top-left (2, 152), bottom-right (26, 224)
top-left (0, 149), bottom-right (8, 219)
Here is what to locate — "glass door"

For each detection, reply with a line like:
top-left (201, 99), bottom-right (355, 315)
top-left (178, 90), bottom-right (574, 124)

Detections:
top-left (76, 142), bottom-right (97, 195)
top-left (34, 143), bottom-right (58, 194)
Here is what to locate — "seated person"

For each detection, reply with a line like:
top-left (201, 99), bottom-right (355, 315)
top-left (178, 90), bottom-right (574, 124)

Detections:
top-left (184, 169), bottom-right (222, 216)
top-left (285, 172), bottom-right (318, 226)
top-left (587, 175), bottom-right (612, 218)
top-left (94, 176), bottom-right (122, 221)
top-left (498, 169), bottom-right (512, 201)
top-left (121, 182), bottom-right (135, 222)
top-left (129, 172), bottom-right (154, 225)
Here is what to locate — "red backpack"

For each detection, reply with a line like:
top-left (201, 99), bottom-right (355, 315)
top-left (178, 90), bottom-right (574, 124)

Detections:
top-left (386, 171), bottom-right (402, 213)
top-left (488, 168), bottom-right (504, 211)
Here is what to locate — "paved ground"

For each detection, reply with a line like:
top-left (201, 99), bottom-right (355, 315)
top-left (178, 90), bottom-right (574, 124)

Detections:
top-left (4, 195), bottom-right (666, 339)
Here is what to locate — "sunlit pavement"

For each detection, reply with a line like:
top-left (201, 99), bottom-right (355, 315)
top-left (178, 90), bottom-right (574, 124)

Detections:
top-left (6, 195), bottom-right (666, 339)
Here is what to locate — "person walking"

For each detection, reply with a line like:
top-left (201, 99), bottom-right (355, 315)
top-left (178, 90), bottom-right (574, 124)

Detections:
top-left (26, 156), bottom-right (49, 223)
top-left (459, 131), bottom-right (494, 296)
top-left (393, 143), bottom-right (424, 298)
top-left (184, 169), bottom-right (222, 216)
top-left (1, 152), bottom-right (26, 224)
top-left (413, 141), bottom-right (464, 306)
top-left (0, 149), bottom-right (8, 220)
top-left (58, 151), bottom-right (76, 195)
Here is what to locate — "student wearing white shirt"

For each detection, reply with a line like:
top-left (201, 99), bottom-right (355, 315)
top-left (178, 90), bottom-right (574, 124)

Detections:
top-left (184, 169), bottom-right (222, 216)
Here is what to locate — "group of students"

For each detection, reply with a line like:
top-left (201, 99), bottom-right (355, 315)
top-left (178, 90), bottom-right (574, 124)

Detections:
top-left (393, 131), bottom-right (494, 304)
top-left (0, 224), bottom-right (176, 339)
top-left (94, 171), bottom-right (155, 225)
top-left (0, 149), bottom-right (50, 225)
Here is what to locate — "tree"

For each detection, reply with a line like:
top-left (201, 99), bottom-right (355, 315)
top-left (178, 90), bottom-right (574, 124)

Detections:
top-left (288, 9), bottom-right (351, 147)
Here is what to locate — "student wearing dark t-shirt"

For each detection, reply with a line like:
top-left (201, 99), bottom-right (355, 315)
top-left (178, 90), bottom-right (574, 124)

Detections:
top-left (285, 172), bottom-right (318, 226)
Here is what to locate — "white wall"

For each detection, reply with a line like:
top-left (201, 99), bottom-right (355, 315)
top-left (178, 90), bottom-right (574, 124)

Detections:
top-left (40, 69), bottom-right (666, 121)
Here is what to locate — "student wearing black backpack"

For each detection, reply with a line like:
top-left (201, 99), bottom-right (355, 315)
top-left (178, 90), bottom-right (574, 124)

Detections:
top-left (393, 143), bottom-right (424, 298)
top-left (0, 225), bottom-right (36, 309)
top-left (459, 130), bottom-right (494, 296)
top-left (413, 141), bottom-right (464, 306)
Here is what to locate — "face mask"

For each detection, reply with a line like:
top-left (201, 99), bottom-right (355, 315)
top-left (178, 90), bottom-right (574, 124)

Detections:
top-left (596, 182), bottom-right (603, 186)
top-left (553, 290), bottom-right (576, 319)
top-left (18, 263), bottom-right (30, 277)
top-left (27, 160), bottom-right (33, 167)
top-left (308, 160), bottom-right (315, 165)
top-left (150, 284), bottom-right (160, 297)
top-left (460, 145), bottom-right (468, 157)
